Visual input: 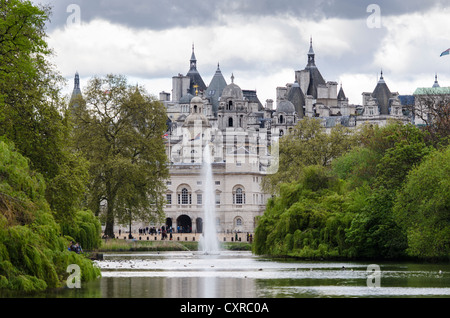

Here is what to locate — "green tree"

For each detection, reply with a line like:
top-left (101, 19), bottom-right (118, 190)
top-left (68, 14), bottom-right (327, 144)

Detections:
top-left (374, 124), bottom-right (431, 190)
top-left (394, 146), bottom-right (450, 259)
top-left (0, 139), bottom-right (100, 292)
top-left (0, 0), bottom-right (66, 179)
top-left (335, 123), bottom-right (430, 259)
top-left (72, 75), bottom-right (169, 237)
top-left (254, 166), bottom-right (352, 258)
top-left (345, 188), bottom-right (408, 259)
top-left (332, 147), bottom-right (381, 189)
top-left (0, 1), bottom-right (95, 239)
top-left (262, 118), bottom-right (356, 195)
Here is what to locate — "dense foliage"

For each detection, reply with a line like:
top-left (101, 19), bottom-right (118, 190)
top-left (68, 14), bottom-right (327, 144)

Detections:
top-left (0, 140), bottom-right (100, 292)
top-left (255, 121), bottom-right (449, 260)
top-left (394, 147), bottom-right (450, 258)
top-left (262, 118), bottom-right (357, 195)
top-left (0, 1), bottom-right (102, 292)
top-left (1, 1), bottom-right (169, 291)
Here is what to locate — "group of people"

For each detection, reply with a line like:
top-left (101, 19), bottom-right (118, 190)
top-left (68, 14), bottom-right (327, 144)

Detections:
top-left (176, 225), bottom-right (191, 233)
top-left (117, 226), bottom-right (174, 240)
top-left (68, 241), bottom-right (83, 254)
top-left (118, 227), bottom-right (164, 236)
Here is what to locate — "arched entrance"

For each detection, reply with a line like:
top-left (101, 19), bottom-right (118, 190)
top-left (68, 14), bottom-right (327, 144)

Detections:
top-left (166, 218), bottom-right (173, 230)
top-left (177, 215), bottom-right (192, 233)
top-left (196, 218), bottom-right (203, 234)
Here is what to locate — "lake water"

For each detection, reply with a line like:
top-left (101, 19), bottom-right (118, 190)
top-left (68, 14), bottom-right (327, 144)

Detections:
top-left (21, 250), bottom-right (450, 299)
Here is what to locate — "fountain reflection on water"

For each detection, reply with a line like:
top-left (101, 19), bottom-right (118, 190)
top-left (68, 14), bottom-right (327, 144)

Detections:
top-left (198, 143), bottom-right (220, 255)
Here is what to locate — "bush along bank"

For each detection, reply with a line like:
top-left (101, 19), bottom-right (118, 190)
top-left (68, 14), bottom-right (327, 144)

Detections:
top-left (254, 123), bottom-right (450, 262)
top-left (0, 140), bottom-right (101, 292)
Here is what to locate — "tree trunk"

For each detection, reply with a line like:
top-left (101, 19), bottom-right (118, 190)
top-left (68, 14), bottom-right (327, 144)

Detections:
top-left (104, 202), bottom-right (115, 238)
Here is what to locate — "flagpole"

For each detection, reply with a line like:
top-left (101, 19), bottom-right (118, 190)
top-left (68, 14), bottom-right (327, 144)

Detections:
top-left (169, 126), bottom-right (172, 164)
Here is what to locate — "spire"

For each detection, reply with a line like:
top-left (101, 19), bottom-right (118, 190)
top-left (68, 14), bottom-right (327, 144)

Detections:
top-left (307, 37), bottom-right (316, 67)
top-left (190, 43), bottom-right (197, 71)
top-left (74, 71), bottom-right (80, 90)
top-left (378, 70), bottom-right (385, 83)
top-left (191, 43), bottom-right (196, 61)
top-left (338, 83), bottom-right (347, 101)
top-left (186, 44), bottom-right (206, 95)
top-left (308, 36), bottom-right (314, 54)
top-left (70, 71), bottom-right (82, 107)
top-left (231, 73), bottom-right (235, 84)
top-left (433, 73), bottom-right (440, 88)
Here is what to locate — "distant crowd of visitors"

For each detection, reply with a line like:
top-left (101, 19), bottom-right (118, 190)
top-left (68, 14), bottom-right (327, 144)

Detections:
top-left (112, 226), bottom-right (254, 243)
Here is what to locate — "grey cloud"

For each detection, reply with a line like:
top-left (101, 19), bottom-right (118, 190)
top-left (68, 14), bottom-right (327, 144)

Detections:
top-left (41, 0), bottom-right (447, 31)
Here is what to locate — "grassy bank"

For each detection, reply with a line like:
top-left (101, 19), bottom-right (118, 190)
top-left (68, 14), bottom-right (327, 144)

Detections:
top-left (95, 239), bottom-right (252, 253)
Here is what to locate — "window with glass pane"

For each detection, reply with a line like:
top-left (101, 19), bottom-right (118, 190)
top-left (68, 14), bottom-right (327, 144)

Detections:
top-left (236, 188), bottom-right (243, 204)
top-left (215, 193), bottom-right (220, 205)
top-left (181, 188), bottom-right (190, 205)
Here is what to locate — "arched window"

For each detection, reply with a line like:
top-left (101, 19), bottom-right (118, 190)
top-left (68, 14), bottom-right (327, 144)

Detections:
top-left (227, 101), bottom-right (233, 110)
top-left (236, 218), bottom-right (242, 226)
top-left (233, 187), bottom-right (245, 205)
top-left (228, 117), bottom-right (234, 127)
top-left (178, 188), bottom-right (192, 205)
top-left (279, 115), bottom-right (284, 124)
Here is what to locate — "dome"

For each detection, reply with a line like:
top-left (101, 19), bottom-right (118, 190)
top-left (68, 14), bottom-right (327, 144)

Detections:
top-left (276, 100), bottom-right (296, 114)
top-left (179, 93), bottom-right (194, 104)
top-left (222, 83), bottom-right (244, 100)
top-left (221, 74), bottom-right (243, 100)
top-left (183, 95), bottom-right (210, 128)
top-left (191, 96), bottom-right (203, 104)
top-left (183, 113), bottom-right (211, 128)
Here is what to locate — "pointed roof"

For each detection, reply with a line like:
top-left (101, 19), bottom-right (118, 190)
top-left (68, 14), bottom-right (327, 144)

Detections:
top-left (70, 72), bottom-right (82, 104)
top-left (307, 37), bottom-right (315, 62)
top-left (243, 89), bottom-right (264, 111)
top-left (206, 63), bottom-right (228, 115)
top-left (287, 81), bottom-right (305, 118)
top-left (190, 43), bottom-right (197, 62)
top-left (186, 44), bottom-right (207, 95)
top-left (372, 71), bottom-right (392, 115)
top-left (304, 38), bottom-right (326, 98)
top-left (338, 84), bottom-right (347, 101)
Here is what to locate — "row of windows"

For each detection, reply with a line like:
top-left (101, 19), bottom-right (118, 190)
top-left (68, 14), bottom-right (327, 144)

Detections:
top-left (167, 181), bottom-right (221, 186)
top-left (166, 187), bottom-right (246, 206)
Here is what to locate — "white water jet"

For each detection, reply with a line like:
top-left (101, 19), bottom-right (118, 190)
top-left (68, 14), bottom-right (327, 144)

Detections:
top-left (199, 143), bottom-right (220, 254)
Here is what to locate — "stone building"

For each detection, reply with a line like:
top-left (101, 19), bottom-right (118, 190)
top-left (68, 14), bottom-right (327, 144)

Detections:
top-left (69, 39), bottom-right (414, 235)
top-left (359, 71), bottom-right (409, 126)
top-left (161, 48), bottom-right (275, 234)
top-left (276, 38), bottom-right (357, 131)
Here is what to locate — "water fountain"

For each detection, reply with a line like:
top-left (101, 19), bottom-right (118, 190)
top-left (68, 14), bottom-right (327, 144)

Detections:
top-left (199, 143), bottom-right (220, 254)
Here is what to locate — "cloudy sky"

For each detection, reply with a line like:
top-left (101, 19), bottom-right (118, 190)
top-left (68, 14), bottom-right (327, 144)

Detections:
top-left (32, 0), bottom-right (450, 106)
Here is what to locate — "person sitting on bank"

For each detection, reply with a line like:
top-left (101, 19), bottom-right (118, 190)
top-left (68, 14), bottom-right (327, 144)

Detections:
top-left (68, 241), bottom-right (75, 252)
top-left (68, 241), bottom-right (83, 254)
